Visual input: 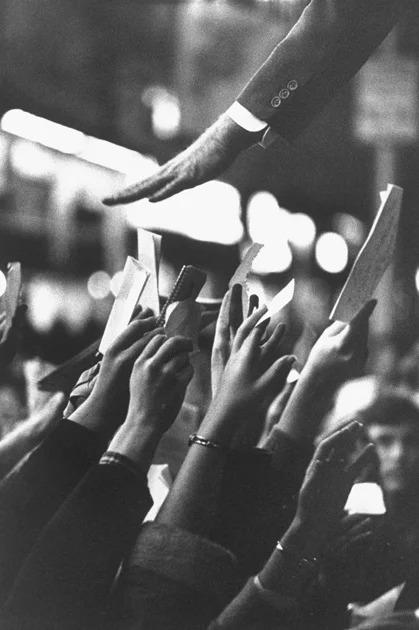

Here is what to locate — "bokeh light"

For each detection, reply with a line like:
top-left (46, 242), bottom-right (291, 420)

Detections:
top-left (87, 271), bottom-right (111, 300)
top-left (315, 232), bottom-right (349, 274)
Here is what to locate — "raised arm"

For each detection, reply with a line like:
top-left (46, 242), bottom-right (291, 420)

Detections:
top-left (103, 0), bottom-right (404, 206)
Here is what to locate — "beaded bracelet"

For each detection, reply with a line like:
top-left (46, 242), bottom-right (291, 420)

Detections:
top-left (188, 433), bottom-right (228, 451)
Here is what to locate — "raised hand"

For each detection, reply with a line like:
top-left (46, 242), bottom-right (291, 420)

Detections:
top-left (304, 299), bottom-right (376, 386)
top-left (107, 334), bottom-right (193, 470)
top-left (201, 304), bottom-right (293, 446)
top-left (102, 115), bottom-right (258, 206)
top-left (290, 421), bottom-right (374, 554)
top-left (68, 315), bottom-right (161, 439)
top-left (278, 300), bottom-right (376, 443)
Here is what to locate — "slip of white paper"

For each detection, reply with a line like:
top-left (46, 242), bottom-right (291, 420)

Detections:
top-left (99, 257), bottom-right (149, 354)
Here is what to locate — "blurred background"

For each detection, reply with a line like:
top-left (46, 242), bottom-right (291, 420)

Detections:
top-left (0, 0), bottom-right (418, 380)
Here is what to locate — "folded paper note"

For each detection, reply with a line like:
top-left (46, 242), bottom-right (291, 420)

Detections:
top-left (137, 228), bottom-right (162, 316)
top-left (99, 257), bottom-right (149, 354)
top-left (229, 243), bottom-right (263, 317)
top-left (330, 184), bottom-right (403, 323)
top-left (257, 279), bottom-right (295, 326)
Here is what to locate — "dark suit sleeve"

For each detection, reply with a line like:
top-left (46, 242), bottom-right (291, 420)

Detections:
top-left (237, 0), bottom-right (405, 140)
top-left (4, 462), bottom-right (152, 630)
top-left (0, 419), bottom-right (107, 604)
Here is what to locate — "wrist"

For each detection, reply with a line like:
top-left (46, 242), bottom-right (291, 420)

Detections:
top-left (108, 420), bottom-right (161, 472)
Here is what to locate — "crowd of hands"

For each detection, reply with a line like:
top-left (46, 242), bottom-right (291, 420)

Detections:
top-left (0, 285), bottom-right (388, 629)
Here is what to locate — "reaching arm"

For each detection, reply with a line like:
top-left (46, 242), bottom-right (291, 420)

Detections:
top-left (103, 0), bottom-right (404, 206)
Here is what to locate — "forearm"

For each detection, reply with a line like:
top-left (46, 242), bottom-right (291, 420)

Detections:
top-left (0, 419), bottom-right (106, 604)
top-left (0, 418), bottom-right (48, 480)
top-left (5, 462), bottom-right (152, 630)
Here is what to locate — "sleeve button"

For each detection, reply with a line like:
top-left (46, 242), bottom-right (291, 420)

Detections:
top-left (287, 79), bottom-right (298, 91)
top-left (270, 95), bottom-right (282, 108)
top-left (279, 88), bottom-right (290, 99)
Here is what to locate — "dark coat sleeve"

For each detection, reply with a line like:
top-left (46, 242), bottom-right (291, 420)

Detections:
top-left (4, 462), bottom-right (152, 630)
top-left (237, 0), bottom-right (405, 140)
top-left (112, 521), bottom-right (241, 630)
top-left (211, 430), bottom-right (313, 576)
top-left (0, 419), bottom-right (107, 605)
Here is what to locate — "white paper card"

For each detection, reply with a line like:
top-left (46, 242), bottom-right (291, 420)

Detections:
top-left (331, 184), bottom-right (403, 322)
top-left (99, 257), bottom-right (149, 354)
top-left (257, 279), bottom-right (295, 326)
top-left (5, 262), bottom-right (22, 331)
top-left (137, 228), bottom-right (162, 316)
top-left (345, 482), bottom-right (386, 515)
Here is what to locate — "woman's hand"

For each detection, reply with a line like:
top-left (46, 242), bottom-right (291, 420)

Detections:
top-left (108, 334), bottom-right (193, 470)
top-left (68, 315), bottom-right (161, 439)
top-left (201, 303), bottom-right (293, 446)
top-left (277, 300), bottom-right (376, 443)
top-left (288, 420), bottom-right (375, 555)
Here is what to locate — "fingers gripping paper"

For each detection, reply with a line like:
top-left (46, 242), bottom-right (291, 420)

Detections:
top-left (99, 257), bottom-right (149, 354)
top-left (330, 184), bottom-right (403, 323)
top-left (229, 243), bottom-right (263, 316)
top-left (137, 228), bottom-right (162, 316)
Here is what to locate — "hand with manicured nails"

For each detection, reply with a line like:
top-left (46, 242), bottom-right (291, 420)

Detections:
top-left (304, 300), bottom-right (376, 386)
top-left (102, 115), bottom-right (258, 206)
top-left (125, 334), bottom-right (194, 433)
top-left (108, 334), bottom-right (193, 470)
top-left (68, 315), bottom-right (162, 439)
top-left (202, 303), bottom-right (294, 445)
top-left (278, 300), bottom-right (376, 443)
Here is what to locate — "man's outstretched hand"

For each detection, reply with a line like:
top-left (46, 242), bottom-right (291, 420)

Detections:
top-left (102, 114), bottom-right (260, 206)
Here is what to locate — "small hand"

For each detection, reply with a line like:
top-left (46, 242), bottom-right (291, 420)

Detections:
top-left (291, 420), bottom-right (375, 554)
top-left (102, 115), bottom-right (258, 206)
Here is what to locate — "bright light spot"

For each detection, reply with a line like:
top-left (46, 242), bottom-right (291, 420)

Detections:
top-left (252, 242), bottom-right (293, 274)
top-left (415, 268), bottom-right (419, 293)
top-left (152, 93), bottom-right (181, 140)
top-left (26, 279), bottom-right (60, 332)
top-left (288, 213), bottom-right (316, 250)
top-left (247, 192), bottom-right (290, 243)
top-left (110, 271), bottom-right (124, 297)
top-left (1, 109), bottom-right (85, 154)
top-left (0, 271), bottom-right (6, 297)
top-left (87, 271), bottom-right (111, 300)
top-left (10, 139), bottom-right (56, 179)
top-left (332, 213), bottom-right (365, 248)
top-left (315, 232), bottom-right (348, 274)
top-left (125, 180), bottom-right (243, 245)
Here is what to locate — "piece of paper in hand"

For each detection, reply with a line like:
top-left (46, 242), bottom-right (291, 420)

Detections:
top-left (330, 184), bottom-right (403, 323)
top-left (99, 257), bottom-right (149, 354)
top-left (257, 279), bottom-right (295, 326)
top-left (345, 482), bottom-right (386, 515)
top-left (165, 298), bottom-right (202, 349)
top-left (137, 228), bottom-right (162, 316)
top-left (229, 243), bottom-right (263, 316)
top-left (5, 262), bottom-right (22, 331)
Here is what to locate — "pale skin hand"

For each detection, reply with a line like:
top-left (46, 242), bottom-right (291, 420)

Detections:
top-left (259, 421), bottom-right (375, 594)
top-left (102, 115), bottom-right (260, 206)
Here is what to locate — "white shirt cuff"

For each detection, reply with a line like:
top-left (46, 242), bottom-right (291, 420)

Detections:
top-left (226, 102), bottom-right (268, 133)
